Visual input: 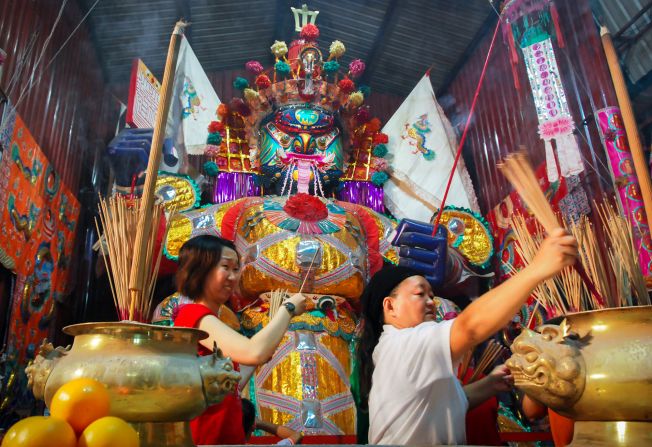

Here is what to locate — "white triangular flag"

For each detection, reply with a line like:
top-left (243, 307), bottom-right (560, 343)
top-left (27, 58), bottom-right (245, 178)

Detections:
top-left (166, 36), bottom-right (221, 160)
top-left (383, 74), bottom-right (478, 222)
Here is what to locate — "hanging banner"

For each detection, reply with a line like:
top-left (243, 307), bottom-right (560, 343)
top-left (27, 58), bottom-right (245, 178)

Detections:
top-left (503, 0), bottom-right (585, 186)
top-left (126, 59), bottom-right (161, 128)
top-left (597, 106), bottom-right (652, 277)
top-left (522, 39), bottom-right (585, 182)
top-left (0, 114), bottom-right (80, 363)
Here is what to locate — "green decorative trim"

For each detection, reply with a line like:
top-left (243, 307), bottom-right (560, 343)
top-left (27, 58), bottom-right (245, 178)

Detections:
top-left (241, 320), bottom-right (354, 342)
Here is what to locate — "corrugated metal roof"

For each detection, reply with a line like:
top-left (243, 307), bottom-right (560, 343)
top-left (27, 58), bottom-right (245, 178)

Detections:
top-left (78, 0), bottom-right (493, 96)
top-left (596, 0), bottom-right (652, 83)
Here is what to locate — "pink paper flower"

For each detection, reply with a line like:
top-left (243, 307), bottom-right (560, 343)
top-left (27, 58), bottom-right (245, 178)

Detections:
top-left (348, 59), bottom-right (366, 78)
top-left (245, 60), bottom-right (264, 75)
top-left (538, 116), bottom-right (574, 139)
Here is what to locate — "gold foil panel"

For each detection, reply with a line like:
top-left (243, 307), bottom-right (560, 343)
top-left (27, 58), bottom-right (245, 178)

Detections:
top-left (238, 200), bottom-right (366, 299)
top-left (255, 333), bottom-right (355, 434)
top-left (439, 209), bottom-right (493, 267)
top-left (155, 174), bottom-right (199, 212)
top-left (165, 215), bottom-right (193, 258)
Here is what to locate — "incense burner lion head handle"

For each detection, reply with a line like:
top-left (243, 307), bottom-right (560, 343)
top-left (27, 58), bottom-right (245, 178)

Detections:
top-left (506, 320), bottom-right (586, 410)
top-left (199, 342), bottom-right (241, 405)
top-left (25, 340), bottom-right (70, 401)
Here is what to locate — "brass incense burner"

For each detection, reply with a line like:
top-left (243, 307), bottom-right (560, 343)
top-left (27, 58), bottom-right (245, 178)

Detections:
top-left (26, 321), bottom-right (240, 447)
top-left (507, 306), bottom-right (652, 446)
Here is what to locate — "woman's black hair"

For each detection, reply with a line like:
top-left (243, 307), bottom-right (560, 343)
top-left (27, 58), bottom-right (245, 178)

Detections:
top-left (241, 398), bottom-right (256, 435)
top-left (175, 235), bottom-right (238, 300)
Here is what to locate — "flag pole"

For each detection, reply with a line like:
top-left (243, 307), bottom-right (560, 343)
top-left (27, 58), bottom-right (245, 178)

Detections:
top-left (128, 20), bottom-right (187, 319)
top-left (600, 26), bottom-right (652, 228)
top-left (431, 19), bottom-right (500, 234)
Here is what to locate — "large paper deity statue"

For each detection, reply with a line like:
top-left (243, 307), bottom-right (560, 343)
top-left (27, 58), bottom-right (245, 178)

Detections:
top-left (108, 5), bottom-right (493, 436)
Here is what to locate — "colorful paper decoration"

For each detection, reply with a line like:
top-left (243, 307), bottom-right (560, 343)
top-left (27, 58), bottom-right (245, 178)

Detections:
top-left (0, 114), bottom-right (80, 364)
top-left (597, 106), bottom-right (652, 277)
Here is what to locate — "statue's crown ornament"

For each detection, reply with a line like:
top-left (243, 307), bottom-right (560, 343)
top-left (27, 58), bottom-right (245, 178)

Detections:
top-left (203, 4), bottom-right (391, 187)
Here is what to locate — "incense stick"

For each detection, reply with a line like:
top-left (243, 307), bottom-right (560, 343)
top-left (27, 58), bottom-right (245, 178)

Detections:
top-left (597, 200), bottom-right (650, 306)
top-left (268, 289), bottom-right (288, 319)
top-left (498, 152), bottom-right (606, 306)
top-left (96, 195), bottom-right (171, 322)
top-left (469, 340), bottom-right (509, 382)
top-left (298, 248), bottom-right (320, 294)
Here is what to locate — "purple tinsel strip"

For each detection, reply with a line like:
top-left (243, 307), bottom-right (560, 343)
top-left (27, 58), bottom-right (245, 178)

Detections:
top-left (336, 181), bottom-right (384, 213)
top-left (213, 172), bottom-right (261, 204)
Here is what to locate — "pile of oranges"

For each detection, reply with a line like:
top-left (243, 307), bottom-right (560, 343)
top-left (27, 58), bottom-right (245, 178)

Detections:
top-left (1, 378), bottom-right (139, 447)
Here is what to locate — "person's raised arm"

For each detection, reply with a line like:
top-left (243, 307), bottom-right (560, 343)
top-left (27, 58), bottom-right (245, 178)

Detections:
top-left (198, 293), bottom-right (306, 365)
top-left (450, 228), bottom-right (577, 364)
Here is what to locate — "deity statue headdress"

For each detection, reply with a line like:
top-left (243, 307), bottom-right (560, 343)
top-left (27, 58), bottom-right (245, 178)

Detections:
top-left (202, 4), bottom-right (391, 207)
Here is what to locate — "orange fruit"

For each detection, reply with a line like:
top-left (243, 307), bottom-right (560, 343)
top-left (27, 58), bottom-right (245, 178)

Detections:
top-left (49, 377), bottom-right (111, 434)
top-left (1, 416), bottom-right (76, 447)
top-left (77, 416), bottom-right (139, 447)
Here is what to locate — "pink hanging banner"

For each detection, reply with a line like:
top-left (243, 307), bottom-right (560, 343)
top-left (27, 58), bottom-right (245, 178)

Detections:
top-left (597, 106), bottom-right (652, 277)
top-left (521, 38), bottom-right (585, 183)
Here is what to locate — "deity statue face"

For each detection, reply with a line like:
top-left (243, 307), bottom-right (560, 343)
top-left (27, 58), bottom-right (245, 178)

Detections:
top-left (258, 105), bottom-right (344, 196)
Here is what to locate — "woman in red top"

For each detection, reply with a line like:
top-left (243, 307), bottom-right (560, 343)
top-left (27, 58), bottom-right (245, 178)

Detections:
top-left (173, 235), bottom-right (306, 445)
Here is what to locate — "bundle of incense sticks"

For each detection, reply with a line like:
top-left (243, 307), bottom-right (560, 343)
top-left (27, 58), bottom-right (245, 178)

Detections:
top-left (268, 289), bottom-right (289, 319)
top-left (597, 201), bottom-right (650, 306)
top-left (469, 340), bottom-right (510, 382)
top-left (508, 215), bottom-right (569, 315)
top-left (498, 152), bottom-right (559, 233)
top-left (95, 195), bottom-right (172, 322)
top-left (498, 152), bottom-right (605, 307)
top-left (567, 215), bottom-right (614, 308)
top-left (458, 340), bottom-right (509, 383)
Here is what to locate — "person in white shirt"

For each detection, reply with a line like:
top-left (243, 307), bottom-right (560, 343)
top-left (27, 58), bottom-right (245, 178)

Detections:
top-left (358, 228), bottom-right (578, 445)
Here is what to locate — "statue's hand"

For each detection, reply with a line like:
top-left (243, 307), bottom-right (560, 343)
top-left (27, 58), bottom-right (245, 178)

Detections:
top-left (391, 218), bottom-right (449, 287)
top-left (107, 128), bottom-right (177, 186)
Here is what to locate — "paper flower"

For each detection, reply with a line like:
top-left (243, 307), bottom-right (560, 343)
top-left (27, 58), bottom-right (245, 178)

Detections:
top-left (245, 60), bottom-right (264, 75)
top-left (283, 193), bottom-right (328, 222)
top-left (348, 59), bottom-right (366, 78)
top-left (338, 78), bottom-right (355, 94)
top-left (208, 121), bottom-right (224, 133)
top-left (244, 88), bottom-right (259, 102)
top-left (207, 132), bottom-right (223, 145)
top-left (372, 158), bottom-right (389, 171)
top-left (230, 98), bottom-right (251, 117)
top-left (233, 77), bottom-right (249, 91)
top-left (275, 60), bottom-right (291, 77)
top-left (323, 60), bottom-right (340, 74)
top-left (300, 24), bottom-right (320, 41)
top-left (329, 40), bottom-right (346, 59)
top-left (366, 118), bottom-right (381, 133)
top-left (271, 40), bottom-right (288, 58)
top-left (371, 171), bottom-right (389, 186)
top-left (255, 74), bottom-right (271, 89)
top-left (373, 133), bottom-right (389, 145)
top-left (358, 84), bottom-right (371, 97)
top-left (217, 103), bottom-right (229, 118)
top-left (372, 144), bottom-right (388, 158)
top-left (355, 107), bottom-right (370, 123)
top-left (348, 91), bottom-right (364, 107)
top-left (203, 161), bottom-right (220, 177)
